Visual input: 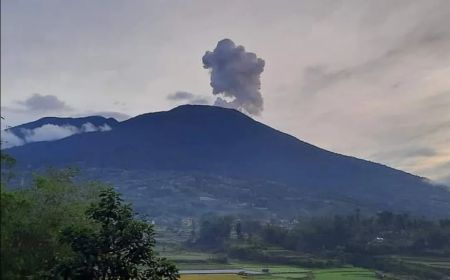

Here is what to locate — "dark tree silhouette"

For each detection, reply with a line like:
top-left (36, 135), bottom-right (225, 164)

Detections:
top-left (56, 188), bottom-right (179, 280)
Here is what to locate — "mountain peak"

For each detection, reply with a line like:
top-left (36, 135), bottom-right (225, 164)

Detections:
top-left (2, 116), bottom-right (119, 149)
top-left (166, 104), bottom-right (248, 119)
top-left (170, 104), bottom-right (238, 113)
top-left (11, 116), bottom-right (119, 132)
top-left (121, 104), bottom-right (255, 131)
top-left (6, 106), bottom-right (450, 217)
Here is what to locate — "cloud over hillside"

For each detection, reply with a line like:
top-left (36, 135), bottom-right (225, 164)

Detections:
top-left (1, 122), bottom-right (112, 149)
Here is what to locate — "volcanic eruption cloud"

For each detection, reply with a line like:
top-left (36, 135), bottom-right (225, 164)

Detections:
top-left (202, 39), bottom-right (265, 115)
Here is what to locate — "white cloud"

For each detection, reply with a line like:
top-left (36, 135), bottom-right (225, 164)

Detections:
top-left (22, 124), bottom-right (79, 143)
top-left (81, 122), bottom-right (97, 132)
top-left (1, 130), bottom-right (25, 149)
top-left (99, 124), bottom-right (112, 131)
top-left (1, 122), bottom-right (113, 148)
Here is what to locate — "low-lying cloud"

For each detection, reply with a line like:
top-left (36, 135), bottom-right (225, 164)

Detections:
top-left (1, 122), bottom-right (112, 149)
top-left (202, 39), bottom-right (265, 115)
top-left (167, 91), bottom-right (210, 105)
top-left (1, 130), bottom-right (25, 148)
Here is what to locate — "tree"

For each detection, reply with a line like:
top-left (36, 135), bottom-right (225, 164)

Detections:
top-left (235, 220), bottom-right (243, 240)
top-left (377, 211), bottom-right (394, 227)
top-left (1, 116), bottom-right (16, 183)
top-left (196, 215), bottom-right (233, 249)
top-left (1, 168), bottom-right (103, 279)
top-left (241, 219), bottom-right (263, 241)
top-left (56, 188), bottom-right (179, 280)
top-left (1, 151), bottom-right (16, 184)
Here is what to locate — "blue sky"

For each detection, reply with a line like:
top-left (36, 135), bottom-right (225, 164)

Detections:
top-left (1, 0), bottom-right (449, 184)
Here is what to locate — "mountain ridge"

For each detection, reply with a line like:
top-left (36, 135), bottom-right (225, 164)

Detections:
top-left (5, 105), bottom-right (450, 217)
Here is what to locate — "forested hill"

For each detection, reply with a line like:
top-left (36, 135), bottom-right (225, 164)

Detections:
top-left (5, 105), bottom-right (450, 217)
top-left (7, 116), bottom-right (119, 139)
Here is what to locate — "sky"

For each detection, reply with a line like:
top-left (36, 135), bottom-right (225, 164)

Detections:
top-left (1, 0), bottom-right (449, 185)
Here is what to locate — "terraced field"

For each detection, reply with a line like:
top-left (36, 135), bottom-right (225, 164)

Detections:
top-left (165, 250), bottom-right (378, 280)
top-left (181, 275), bottom-right (244, 280)
top-left (178, 266), bottom-right (377, 280)
top-left (392, 256), bottom-right (450, 269)
top-left (312, 268), bottom-right (378, 280)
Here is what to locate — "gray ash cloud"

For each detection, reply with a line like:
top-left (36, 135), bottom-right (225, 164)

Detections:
top-left (202, 39), bottom-right (265, 115)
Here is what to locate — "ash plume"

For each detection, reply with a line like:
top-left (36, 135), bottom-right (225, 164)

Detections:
top-left (202, 39), bottom-right (265, 115)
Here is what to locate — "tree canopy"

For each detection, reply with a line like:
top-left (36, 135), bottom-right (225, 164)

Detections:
top-left (1, 167), bottom-right (179, 279)
top-left (57, 188), bottom-right (178, 279)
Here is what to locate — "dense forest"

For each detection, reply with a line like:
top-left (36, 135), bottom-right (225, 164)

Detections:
top-left (189, 211), bottom-right (450, 278)
top-left (192, 212), bottom-right (450, 254)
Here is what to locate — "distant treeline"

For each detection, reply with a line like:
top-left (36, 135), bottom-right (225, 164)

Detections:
top-left (192, 211), bottom-right (450, 255)
top-left (189, 211), bottom-right (450, 279)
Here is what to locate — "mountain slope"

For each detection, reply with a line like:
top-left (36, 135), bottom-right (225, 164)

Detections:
top-left (6, 105), bottom-right (450, 217)
top-left (7, 116), bottom-right (119, 139)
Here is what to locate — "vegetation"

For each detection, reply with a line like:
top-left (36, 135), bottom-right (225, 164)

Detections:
top-left (188, 212), bottom-right (450, 279)
top-left (1, 168), bottom-right (102, 278)
top-left (56, 188), bottom-right (178, 279)
top-left (0, 154), bottom-right (178, 279)
top-left (163, 251), bottom-right (379, 280)
top-left (194, 215), bottom-right (234, 250)
top-left (181, 275), bottom-right (244, 280)
top-left (2, 152), bottom-right (449, 279)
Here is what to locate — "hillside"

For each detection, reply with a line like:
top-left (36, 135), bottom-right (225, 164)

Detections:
top-left (6, 116), bottom-right (119, 139)
top-left (5, 105), bottom-right (450, 218)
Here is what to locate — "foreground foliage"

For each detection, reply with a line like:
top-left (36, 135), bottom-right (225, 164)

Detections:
top-left (1, 169), bottom-right (102, 278)
top-left (56, 188), bottom-right (178, 279)
top-left (0, 162), bottom-right (178, 279)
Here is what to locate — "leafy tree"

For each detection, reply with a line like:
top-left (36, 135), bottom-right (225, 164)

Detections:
top-left (261, 224), bottom-right (289, 245)
top-left (1, 116), bottom-right (16, 182)
top-left (235, 220), bottom-right (243, 240)
top-left (240, 219), bottom-right (263, 241)
top-left (56, 188), bottom-right (179, 280)
top-left (1, 169), bottom-right (104, 279)
top-left (1, 151), bottom-right (16, 184)
top-left (195, 215), bottom-right (233, 249)
top-left (377, 211), bottom-right (394, 227)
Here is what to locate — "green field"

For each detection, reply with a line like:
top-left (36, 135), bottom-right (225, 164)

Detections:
top-left (181, 275), bottom-right (244, 280)
top-left (312, 268), bottom-right (378, 280)
top-left (163, 247), bottom-right (450, 280)
top-left (391, 255), bottom-right (450, 269)
top-left (164, 250), bottom-right (379, 280)
top-left (178, 266), bottom-right (378, 280)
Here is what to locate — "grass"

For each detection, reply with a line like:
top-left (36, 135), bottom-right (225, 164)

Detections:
top-left (168, 250), bottom-right (378, 280)
top-left (162, 251), bottom-right (217, 262)
top-left (312, 268), bottom-right (378, 280)
top-left (163, 244), bottom-right (450, 279)
top-left (391, 255), bottom-right (450, 269)
top-left (181, 274), bottom-right (245, 280)
top-left (179, 267), bottom-right (377, 280)
top-left (230, 262), bottom-right (310, 273)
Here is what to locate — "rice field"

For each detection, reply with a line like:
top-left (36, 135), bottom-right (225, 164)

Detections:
top-left (392, 255), bottom-right (450, 269)
top-left (173, 255), bottom-right (378, 280)
top-left (165, 248), bottom-right (450, 280)
top-left (312, 268), bottom-right (378, 280)
top-left (181, 274), bottom-right (245, 280)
